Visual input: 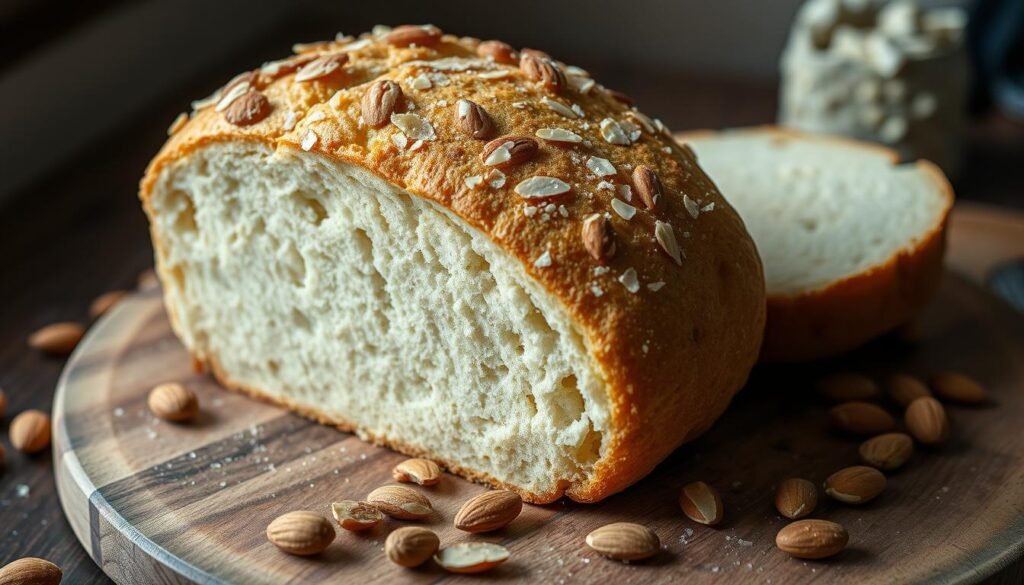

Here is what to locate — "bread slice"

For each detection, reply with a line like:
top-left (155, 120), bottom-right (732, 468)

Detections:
top-left (139, 28), bottom-right (766, 503)
top-left (679, 127), bottom-right (951, 362)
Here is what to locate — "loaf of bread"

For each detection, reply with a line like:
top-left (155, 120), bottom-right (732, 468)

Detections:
top-left (679, 127), bottom-right (951, 363)
top-left (139, 26), bottom-right (766, 503)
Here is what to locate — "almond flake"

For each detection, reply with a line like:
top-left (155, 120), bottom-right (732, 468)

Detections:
top-left (484, 142), bottom-right (513, 166)
top-left (465, 175), bottom-right (484, 189)
top-left (283, 110), bottom-right (298, 131)
top-left (391, 113), bottom-right (437, 141)
top-left (523, 206), bottom-right (538, 217)
top-left (617, 184), bottom-right (633, 202)
top-left (541, 97), bottom-right (578, 118)
top-left (594, 266), bottom-right (611, 276)
top-left (536, 128), bottom-right (583, 143)
top-left (301, 130), bottom-right (318, 151)
top-left (534, 251), bottom-right (553, 268)
top-left (392, 133), bottom-right (409, 149)
top-left (571, 104), bottom-right (585, 117)
top-left (167, 113), bottom-right (188, 136)
top-left (559, 205), bottom-right (569, 217)
top-left (611, 198), bottom-right (636, 220)
top-left (215, 82), bottom-right (251, 112)
top-left (586, 157), bottom-right (616, 177)
top-left (655, 221), bottom-right (683, 265)
top-left (568, 75), bottom-right (596, 94)
top-left (590, 284), bottom-right (604, 297)
top-left (647, 281), bottom-right (666, 292)
top-left (514, 176), bottom-right (571, 198)
top-left (654, 118), bottom-right (672, 137)
top-left (596, 181), bottom-right (615, 192)
top-left (683, 195), bottom-right (700, 219)
top-left (619, 268), bottom-right (640, 293)
top-left (478, 70), bottom-right (511, 80)
top-left (486, 169), bottom-right (506, 188)
top-left (621, 120), bottom-right (642, 143)
top-left (512, 101), bottom-right (529, 109)
top-left (409, 140), bottom-right (425, 152)
top-left (191, 92), bottom-right (219, 112)
top-left (702, 202), bottom-right (716, 212)
top-left (600, 118), bottom-right (630, 145)
top-left (663, 146), bottom-right (673, 154)
top-left (627, 110), bottom-right (656, 134)
top-left (411, 74), bottom-right (433, 90)
top-left (428, 72), bottom-right (451, 86)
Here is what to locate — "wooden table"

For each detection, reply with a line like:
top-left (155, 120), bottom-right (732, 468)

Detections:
top-left (0, 60), bottom-right (1021, 582)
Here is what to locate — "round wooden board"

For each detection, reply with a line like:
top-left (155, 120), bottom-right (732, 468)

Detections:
top-left (53, 275), bottom-right (1024, 585)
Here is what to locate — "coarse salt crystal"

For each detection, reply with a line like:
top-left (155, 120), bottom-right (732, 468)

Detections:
top-left (534, 251), bottom-right (553, 268)
top-left (300, 130), bottom-right (318, 151)
top-left (619, 268), bottom-right (640, 293)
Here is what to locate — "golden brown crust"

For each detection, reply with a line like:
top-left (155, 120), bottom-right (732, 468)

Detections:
top-left (677, 126), bottom-right (952, 363)
top-left (140, 27), bottom-right (766, 502)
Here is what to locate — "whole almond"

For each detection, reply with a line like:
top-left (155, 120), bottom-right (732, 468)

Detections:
top-left (384, 25), bottom-right (443, 48)
top-left (266, 511), bottom-right (335, 556)
top-left (454, 490), bottom-right (523, 533)
top-left (148, 383), bottom-right (199, 422)
top-left (859, 432), bottom-right (914, 470)
top-left (824, 466), bottom-right (886, 504)
top-left (361, 80), bottom-right (403, 128)
top-left (679, 481), bottom-right (723, 526)
top-left (632, 165), bottom-right (662, 210)
top-left (817, 373), bottom-right (880, 402)
top-left (90, 290), bottom-right (128, 319)
top-left (930, 372), bottom-right (987, 404)
top-left (519, 53), bottom-right (566, 92)
top-left (905, 397), bottom-right (950, 445)
top-left (367, 485), bottom-right (433, 519)
top-left (435, 542), bottom-right (510, 574)
top-left (886, 373), bottom-right (932, 407)
top-left (481, 135), bottom-right (538, 168)
top-left (585, 522), bottom-right (660, 561)
top-left (828, 401), bottom-right (896, 435)
top-left (28, 322), bottom-right (85, 356)
top-left (776, 519), bottom-right (849, 559)
top-left (385, 526), bottom-right (440, 568)
top-left (455, 99), bottom-right (495, 139)
top-left (774, 478), bottom-right (818, 520)
top-left (331, 500), bottom-right (384, 531)
top-left (582, 214), bottom-right (616, 264)
top-left (0, 557), bottom-right (63, 585)
top-left (9, 410), bottom-right (51, 454)
top-left (224, 89), bottom-right (272, 126)
top-left (392, 458), bottom-right (442, 486)
top-left (477, 40), bottom-right (516, 64)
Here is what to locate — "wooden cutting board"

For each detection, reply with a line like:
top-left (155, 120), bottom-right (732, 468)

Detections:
top-left (52, 272), bottom-right (1024, 584)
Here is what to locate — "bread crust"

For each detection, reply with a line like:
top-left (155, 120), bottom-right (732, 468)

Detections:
top-left (140, 28), bottom-right (766, 503)
top-left (677, 126), bottom-right (952, 363)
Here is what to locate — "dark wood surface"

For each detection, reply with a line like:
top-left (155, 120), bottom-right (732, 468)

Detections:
top-left (0, 30), bottom-right (1022, 583)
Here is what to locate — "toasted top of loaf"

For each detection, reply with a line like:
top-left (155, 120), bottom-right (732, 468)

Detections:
top-left (141, 26), bottom-right (766, 501)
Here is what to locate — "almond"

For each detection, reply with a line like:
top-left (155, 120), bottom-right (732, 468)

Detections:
top-left (585, 522), bottom-right (660, 561)
top-left (519, 53), bottom-right (566, 92)
top-left (0, 557), bottom-right (63, 585)
top-left (824, 466), bottom-right (886, 504)
top-left (679, 481), bottom-right (723, 526)
top-left (776, 519), bottom-right (849, 559)
top-left (148, 383), bottom-right (199, 422)
top-left (294, 52), bottom-right (349, 83)
top-left (392, 458), bottom-right (442, 486)
top-left (367, 485), bottom-right (433, 520)
top-left (330, 500), bottom-right (384, 531)
top-left (224, 89), bottom-right (272, 126)
top-left (886, 373), bottom-right (932, 407)
top-left (930, 371), bottom-right (987, 404)
top-left (361, 80), bottom-right (403, 128)
top-left (606, 88), bottom-right (633, 106)
top-left (28, 322), bottom-right (85, 356)
top-left (455, 99), bottom-right (495, 139)
top-left (859, 432), bottom-right (914, 470)
top-left (90, 290), bottom-right (128, 319)
top-left (385, 526), bottom-right (440, 568)
top-left (266, 511), bottom-right (335, 556)
top-left (9, 410), bottom-right (51, 454)
top-left (477, 40), bottom-right (516, 64)
top-left (384, 25), bottom-right (443, 48)
top-left (817, 373), bottom-right (880, 402)
top-left (454, 490), bottom-right (523, 533)
top-left (582, 214), bottom-right (616, 264)
top-left (435, 543), bottom-right (509, 574)
top-left (905, 397), bottom-right (950, 445)
top-left (774, 478), bottom-right (818, 520)
top-left (481, 135), bottom-right (538, 168)
top-left (828, 401), bottom-right (896, 435)
top-left (632, 165), bottom-right (662, 210)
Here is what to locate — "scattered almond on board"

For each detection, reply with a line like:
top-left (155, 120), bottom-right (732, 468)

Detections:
top-left (886, 373), bottom-right (932, 407)
top-left (385, 526), bottom-right (439, 568)
top-left (434, 542), bottom-right (510, 574)
top-left (828, 401), bottom-right (896, 435)
top-left (454, 489), bottom-right (523, 533)
top-left (585, 522), bottom-right (661, 561)
top-left (679, 480), bottom-right (724, 525)
top-left (905, 396), bottom-right (950, 445)
top-left (392, 458), bottom-right (441, 486)
top-left (817, 372), bottom-right (880, 402)
top-left (147, 383), bottom-right (199, 422)
top-left (366, 485), bottom-right (433, 520)
top-left (266, 511), bottom-right (335, 556)
top-left (824, 466), bottom-right (887, 505)
top-left (89, 290), bottom-right (128, 319)
top-left (859, 432), bottom-right (914, 470)
top-left (930, 372), bottom-right (987, 404)
top-left (0, 557), bottom-right (63, 585)
top-left (776, 519), bottom-right (849, 559)
top-left (9, 410), bottom-right (51, 454)
top-left (330, 500), bottom-right (383, 532)
top-left (775, 478), bottom-right (818, 520)
top-left (27, 322), bottom-right (85, 356)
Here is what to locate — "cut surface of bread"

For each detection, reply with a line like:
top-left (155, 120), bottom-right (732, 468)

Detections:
top-left (680, 127), bottom-right (951, 362)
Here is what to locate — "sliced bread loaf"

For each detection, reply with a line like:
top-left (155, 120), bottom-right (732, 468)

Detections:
top-left (679, 127), bottom-right (952, 362)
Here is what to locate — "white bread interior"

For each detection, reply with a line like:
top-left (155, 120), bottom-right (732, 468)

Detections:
top-left (148, 140), bottom-right (610, 497)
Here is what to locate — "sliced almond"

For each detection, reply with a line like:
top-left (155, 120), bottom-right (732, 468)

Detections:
top-left (384, 25), bottom-right (443, 48)
top-left (828, 401), bottom-right (896, 435)
top-left (514, 176), bottom-right (571, 199)
top-left (224, 89), bottom-right (272, 126)
top-left (930, 371), bottom-right (987, 404)
top-left (148, 383), bottom-right (199, 422)
top-left (776, 519), bottom-right (848, 559)
top-left (28, 322), bottom-right (85, 356)
top-left (366, 485), bottom-right (433, 520)
top-left (535, 128), bottom-right (583, 144)
top-left (266, 511), bottom-right (335, 556)
top-left (886, 373), bottom-right (932, 407)
top-left (454, 490), bottom-right (523, 533)
top-left (385, 526), bottom-right (440, 568)
top-left (818, 373), bottom-right (880, 402)
top-left (824, 466), bottom-right (886, 505)
top-left (632, 165), bottom-right (661, 210)
top-left (774, 478), bottom-right (818, 520)
top-left (679, 481), bottom-right (723, 526)
top-left (0, 557), bottom-right (63, 585)
top-left (435, 542), bottom-right (510, 573)
top-left (654, 221), bottom-right (682, 265)
top-left (90, 290), bottom-right (128, 319)
top-left (361, 79), bottom-right (404, 128)
top-left (294, 52), bottom-right (349, 83)
top-left (582, 214), bottom-right (616, 264)
top-left (455, 99), bottom-right (495, 139)
top-left (905, 397), bottom-right (950, 445)
top-left (481, 135), bottom-right (538, 167)
top-left (391, 112), bottom-right (436, 141)
top-left (520, 53), bottom-right (566, 92)
top-left (859, 432), bottom-right (914, 470)
top-left (585, 522), bottom-right (660, 561)
top-left (9, 410), bottom-right (51, 454)
top-left (330, 500), bottom-right (384, 531)
top-left (392, 458), bottom-right (442, 486)
top-left (477, 40), bottom-right (516, 64)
